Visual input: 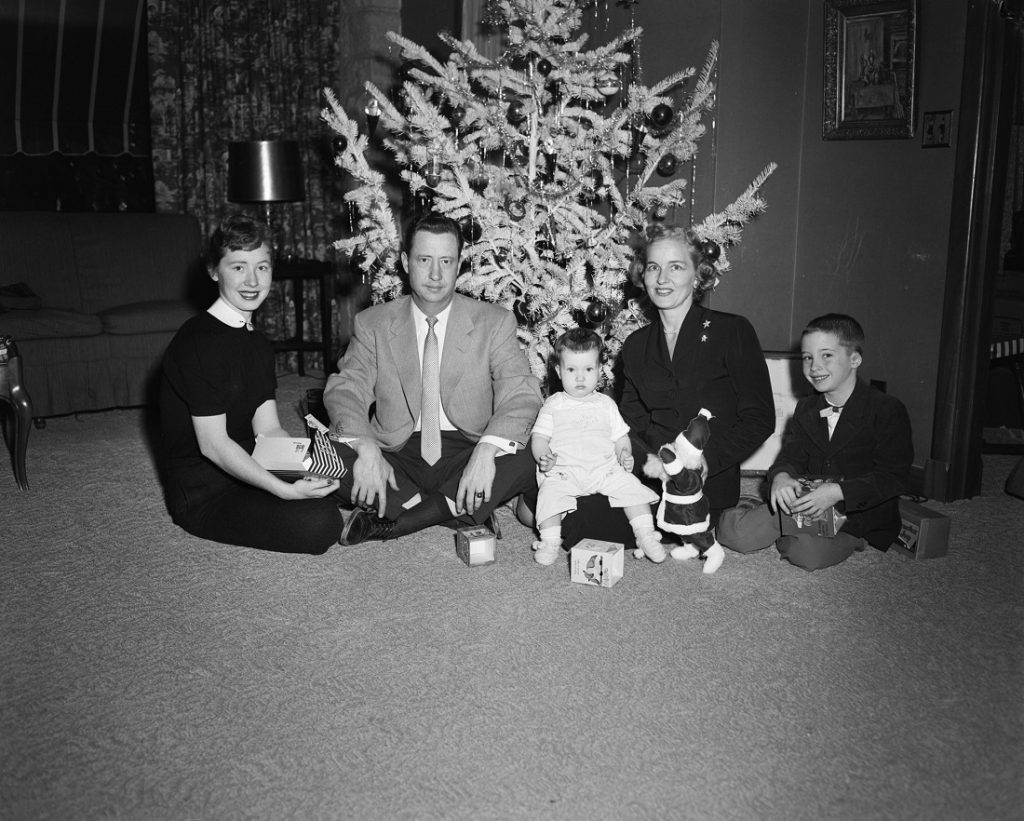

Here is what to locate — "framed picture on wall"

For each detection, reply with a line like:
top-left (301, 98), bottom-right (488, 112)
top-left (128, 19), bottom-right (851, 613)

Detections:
top-left (823, 0), bottom-right (918, 140)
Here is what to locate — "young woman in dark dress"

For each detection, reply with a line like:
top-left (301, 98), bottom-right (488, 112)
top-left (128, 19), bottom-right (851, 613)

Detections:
top-left (160, 216), bottom-right (342, 553)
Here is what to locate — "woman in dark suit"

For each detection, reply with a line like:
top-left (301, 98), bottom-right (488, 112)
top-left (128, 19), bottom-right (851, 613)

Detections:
top-left (524, 224), bottom-right (775, 558)
top-left (620, 225), bottom-right (775, 519)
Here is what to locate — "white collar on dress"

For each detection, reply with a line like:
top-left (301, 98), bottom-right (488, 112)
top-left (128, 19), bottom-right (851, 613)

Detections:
top-left (208, 297), bottom-right (252, 330)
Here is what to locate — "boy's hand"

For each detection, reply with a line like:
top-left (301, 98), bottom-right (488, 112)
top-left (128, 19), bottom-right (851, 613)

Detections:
top-left (618, 451), bottom-right (634, 471)
top-left (769, 472), bottom-right (803, 514)
top-left (789, 482), bottom-right (844, 519)
top-left (536, 449), bottom-right (557, 472)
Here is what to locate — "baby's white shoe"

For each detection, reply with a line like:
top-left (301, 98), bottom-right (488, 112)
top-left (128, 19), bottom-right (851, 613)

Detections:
top-left (635, 531), bottom-right (667, 564)
top-left (533, 539), bottom-right (561, 566)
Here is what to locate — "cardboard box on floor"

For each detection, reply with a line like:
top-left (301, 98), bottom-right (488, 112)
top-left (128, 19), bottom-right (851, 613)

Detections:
top-left (455, 526), bottom-right (496, 566)
top-left (570, 539), bottom-right (624, 588)
top-left (890, 499), bottom-right (950, 560)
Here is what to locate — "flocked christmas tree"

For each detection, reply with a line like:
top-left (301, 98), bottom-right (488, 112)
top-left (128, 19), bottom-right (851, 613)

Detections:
top-left (322, 0), bottom-right (776, 383)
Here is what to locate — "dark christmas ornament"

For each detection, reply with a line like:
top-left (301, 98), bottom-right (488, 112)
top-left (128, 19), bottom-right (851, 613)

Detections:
top-left (505, 195), bottom-right (527, 221)
top-left (537, 58), bottom-right (553, 77)
top-left (656, 153), bottom-right (679, 177)
top-left (700, 239), bottom-right (721, 263)
top-left (331, 135), bottom-right (347, 154)
top-left (469, 171), bottom-right (490, 193)
top-left (596, 72), bottom-right (620, 96)
top-left (450, 105), bottom-right (466, 126)
top-left (507, 98), bottom-right (528, 125)
top-left (585, 300), bottom-right (609, 324)
top-left (460, 216), bottom-right (483, 244)
top-left (648, 103), bottom-right (674, 130)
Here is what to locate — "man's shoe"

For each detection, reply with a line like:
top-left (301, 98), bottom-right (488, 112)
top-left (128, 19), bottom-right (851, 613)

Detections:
top-left (340, 509), bottom-right (397, 545)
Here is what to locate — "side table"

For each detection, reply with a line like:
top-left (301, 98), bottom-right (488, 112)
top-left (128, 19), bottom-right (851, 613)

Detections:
top-left (0, 335), bottom-right (32, 490)
top-left (271, 258), bottom-right (336, 376)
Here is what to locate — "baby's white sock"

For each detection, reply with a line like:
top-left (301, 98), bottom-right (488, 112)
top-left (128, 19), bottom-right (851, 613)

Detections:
top-left (628, 513), bottom-right (655, 538)
top-left (539, 525), bottom-right (562, 545)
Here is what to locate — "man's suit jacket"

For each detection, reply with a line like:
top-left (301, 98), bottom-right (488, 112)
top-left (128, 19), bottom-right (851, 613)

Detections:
top-left (767, 378), bottom-right (913, 550)
top-left (323, 293), bottom-right (541, 450)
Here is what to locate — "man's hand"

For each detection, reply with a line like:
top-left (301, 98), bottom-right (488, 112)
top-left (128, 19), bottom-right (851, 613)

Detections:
top-left (456, 441), bottom-right (499, 516)
top-left (769, 472), bottom-right (803, 515)
top-left (789, 482), bottom-right (844, 519)
top-left (351, 440), bottom-right (398, 517)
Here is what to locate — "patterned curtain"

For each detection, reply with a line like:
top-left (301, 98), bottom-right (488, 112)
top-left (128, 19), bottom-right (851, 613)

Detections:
top-left (146, 0), bottom-right (396, 371)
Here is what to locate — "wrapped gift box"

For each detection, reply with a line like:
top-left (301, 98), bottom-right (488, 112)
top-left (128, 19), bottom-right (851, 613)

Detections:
top-left (779, 506), bottom-right (847, 538)
top-left (890, 499), bottom-right (950, 560)
top-left (455, 526), bottom-right (496, 566)
top-left (570, 539), bottom-right (624, 588)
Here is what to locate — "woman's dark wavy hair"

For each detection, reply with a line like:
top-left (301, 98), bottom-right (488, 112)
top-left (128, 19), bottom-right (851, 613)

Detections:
top-left (627, 224), bottom-right (721, 303)
top-left (206, 214), bottom-right (271, 270)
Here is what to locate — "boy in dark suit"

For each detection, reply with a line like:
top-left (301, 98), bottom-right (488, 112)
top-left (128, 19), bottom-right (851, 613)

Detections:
top-left (717, 314), bottom-right (913, 571)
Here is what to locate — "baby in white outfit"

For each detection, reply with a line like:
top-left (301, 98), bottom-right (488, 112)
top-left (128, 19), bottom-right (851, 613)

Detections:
top-left (530, 328), bottom-right (663, 565)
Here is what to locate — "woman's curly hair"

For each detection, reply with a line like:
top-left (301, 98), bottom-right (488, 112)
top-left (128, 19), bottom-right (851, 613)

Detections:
top-left (628, 224), bottom-right (721, 303)
top-left (206, 214), bottom-right (271, 270)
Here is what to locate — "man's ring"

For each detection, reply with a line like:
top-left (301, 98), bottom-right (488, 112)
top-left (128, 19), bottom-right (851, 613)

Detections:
top-left (475, 491), bottom-right (484, 497)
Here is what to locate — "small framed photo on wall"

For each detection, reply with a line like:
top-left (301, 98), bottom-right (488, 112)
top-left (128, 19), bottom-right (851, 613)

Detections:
top-left (823, 0), bottom-right (918, 140)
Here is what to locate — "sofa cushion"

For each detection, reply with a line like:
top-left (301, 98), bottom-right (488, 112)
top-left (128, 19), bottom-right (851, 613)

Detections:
top-left (0, 213), bottom-right (81, 310)
top-left (70, 213), bottom-right (204, 313)
top-left (1, 308), bottom-right (102, 340)
top-left (99, 300), bottom-right (196, 335)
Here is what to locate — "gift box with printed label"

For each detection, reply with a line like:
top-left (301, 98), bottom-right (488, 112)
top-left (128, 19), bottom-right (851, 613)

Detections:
top-left (570, 539), bottom-right (624, 588)
top-left (455, 526), bottom-right (496, 566)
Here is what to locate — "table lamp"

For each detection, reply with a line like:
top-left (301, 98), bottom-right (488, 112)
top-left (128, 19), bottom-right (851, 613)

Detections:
top-left (227, 139), bottom-right (305, 249)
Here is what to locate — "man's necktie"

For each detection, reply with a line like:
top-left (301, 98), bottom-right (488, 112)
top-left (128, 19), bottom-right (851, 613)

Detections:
top-left (421, 316), bottom-right (441, 464)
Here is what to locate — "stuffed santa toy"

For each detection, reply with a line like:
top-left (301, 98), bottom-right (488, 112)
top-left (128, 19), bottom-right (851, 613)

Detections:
top-left (639, 408), bottom-right (725, 574)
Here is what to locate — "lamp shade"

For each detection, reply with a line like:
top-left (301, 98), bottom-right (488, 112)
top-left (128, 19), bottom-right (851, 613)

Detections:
top-left (227, 139), bottom-right (305, 203)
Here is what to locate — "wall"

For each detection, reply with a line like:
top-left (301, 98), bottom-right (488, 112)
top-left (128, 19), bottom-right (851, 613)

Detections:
top-left (581, 0), bottom-right (967, 468)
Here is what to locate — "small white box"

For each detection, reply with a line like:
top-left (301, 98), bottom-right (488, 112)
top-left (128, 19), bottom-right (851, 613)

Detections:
top-left (455, 526), bottom-right (496, 566)
top-left (570, 539), bottom-right (624, 588)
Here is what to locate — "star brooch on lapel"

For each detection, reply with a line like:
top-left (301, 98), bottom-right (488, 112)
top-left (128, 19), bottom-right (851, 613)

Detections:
top-left (701, 319), bottom-right (710, 343)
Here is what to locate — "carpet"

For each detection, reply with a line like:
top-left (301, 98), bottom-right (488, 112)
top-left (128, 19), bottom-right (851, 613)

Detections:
top-left (1, 375), bottom-right (1022, 820)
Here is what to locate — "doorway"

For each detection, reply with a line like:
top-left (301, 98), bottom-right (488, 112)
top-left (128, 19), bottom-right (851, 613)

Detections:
top-left (927, 0), bottom-right (1023, 501)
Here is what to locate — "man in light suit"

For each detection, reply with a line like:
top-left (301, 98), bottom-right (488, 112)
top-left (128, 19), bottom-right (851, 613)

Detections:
top-left (324, 213), bottom-right (542, 544)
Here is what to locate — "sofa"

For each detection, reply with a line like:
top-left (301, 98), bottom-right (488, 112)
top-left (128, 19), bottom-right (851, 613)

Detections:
top-left (0, 212), bottom-right (208, 418)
